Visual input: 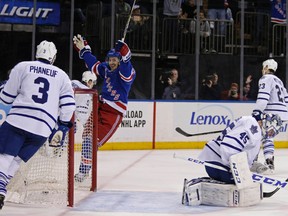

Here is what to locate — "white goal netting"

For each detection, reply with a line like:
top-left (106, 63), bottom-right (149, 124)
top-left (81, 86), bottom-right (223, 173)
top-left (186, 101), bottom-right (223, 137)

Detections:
top-left (5, 89), bottom-right (98, 206)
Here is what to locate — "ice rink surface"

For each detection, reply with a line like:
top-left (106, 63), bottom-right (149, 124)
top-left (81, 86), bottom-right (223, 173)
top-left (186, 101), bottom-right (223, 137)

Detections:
top-left (2, 149), bottom-right (288, 216)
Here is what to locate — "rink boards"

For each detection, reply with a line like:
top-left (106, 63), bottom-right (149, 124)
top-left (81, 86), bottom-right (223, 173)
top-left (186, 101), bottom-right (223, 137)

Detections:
top-left (1, 101), bottom-right (288, 150)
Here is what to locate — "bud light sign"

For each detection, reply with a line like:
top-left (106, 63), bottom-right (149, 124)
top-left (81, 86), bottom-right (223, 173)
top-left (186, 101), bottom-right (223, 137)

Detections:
top-left (0, 0), bottom-right (60, 25)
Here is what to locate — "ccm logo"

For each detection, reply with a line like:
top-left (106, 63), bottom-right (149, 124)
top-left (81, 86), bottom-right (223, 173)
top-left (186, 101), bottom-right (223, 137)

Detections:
top-left (232, 163), bottom-right (241, 183)
top-left (252, 174), bottom-right (287, 188)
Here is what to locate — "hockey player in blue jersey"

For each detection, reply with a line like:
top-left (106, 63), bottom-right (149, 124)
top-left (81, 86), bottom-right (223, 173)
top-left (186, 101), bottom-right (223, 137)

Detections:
top-left (252, 59), bottom-right (288, 173)
top-left (73, 34), bottom-right (136, 182)
top-left (0, 40), bottom-right (76, 209)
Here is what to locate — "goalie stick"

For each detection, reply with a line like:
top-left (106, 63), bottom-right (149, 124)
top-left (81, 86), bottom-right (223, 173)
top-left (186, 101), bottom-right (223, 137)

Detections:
top-left (173, 153), bottom-right (288, 197)
top-left (263, 178), bottom-right (288, 198)
top-left (175, 127), bottom-right (222, 137)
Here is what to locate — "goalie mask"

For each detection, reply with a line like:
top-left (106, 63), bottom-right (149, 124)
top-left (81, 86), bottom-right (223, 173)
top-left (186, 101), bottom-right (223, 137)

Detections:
top-left (82, 71), bottom-right (97, 88)
top-left (261, 113), bottom-right (282, 139)
top-left (262, 59), bottom-right (278, 74)
top-left (36, 40), bottom-right (57, 64)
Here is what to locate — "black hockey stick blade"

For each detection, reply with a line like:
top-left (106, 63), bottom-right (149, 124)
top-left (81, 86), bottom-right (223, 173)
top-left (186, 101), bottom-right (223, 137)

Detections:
top-left (263, 178), bottom-right (288, 198)
top-left (175, 127), bottom-right (222, 137)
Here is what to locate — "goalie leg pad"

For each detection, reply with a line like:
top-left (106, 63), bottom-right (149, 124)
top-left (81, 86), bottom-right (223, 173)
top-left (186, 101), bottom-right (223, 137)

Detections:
top-left (183, 177), bottom-right (262, 207)
top-left (182, 178), bottom-right (202, 206)
top-left (201, 182), bottom-right (262, 207)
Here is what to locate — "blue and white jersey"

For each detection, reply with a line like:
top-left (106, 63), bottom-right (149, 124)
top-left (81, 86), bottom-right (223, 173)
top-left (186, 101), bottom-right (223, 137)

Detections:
top-left (0, 80), bottom-right (7, 93)
top-left (71, 80), bottom-right (92, 126)
top-left (198, 116), bottom-right (262, 169)
top-left (255, 74), bottom-right (288, 121)
top-left (0, 60), bottom-right (76, 137)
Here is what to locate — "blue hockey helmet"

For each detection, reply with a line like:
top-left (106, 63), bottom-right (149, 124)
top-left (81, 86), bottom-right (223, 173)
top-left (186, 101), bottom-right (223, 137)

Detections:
top-left (106, 49), bottom-right (121, 60)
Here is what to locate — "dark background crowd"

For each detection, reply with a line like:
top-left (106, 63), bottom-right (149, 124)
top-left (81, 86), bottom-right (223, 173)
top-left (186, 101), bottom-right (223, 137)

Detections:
top-left (0, 0), bottom-right (286, 100)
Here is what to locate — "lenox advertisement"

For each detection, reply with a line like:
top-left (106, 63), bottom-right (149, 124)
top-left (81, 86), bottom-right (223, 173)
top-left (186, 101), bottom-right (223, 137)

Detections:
top-left (0, 101), bottom-right (287, 149)
top-left (0, 0), bottom-right (60, 25)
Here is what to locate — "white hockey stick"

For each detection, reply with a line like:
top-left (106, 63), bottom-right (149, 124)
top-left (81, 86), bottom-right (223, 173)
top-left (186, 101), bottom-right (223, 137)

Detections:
top-left (173, 153), bottom-right (288, 193)
top-left (121, 0), bottom-right (137, 42)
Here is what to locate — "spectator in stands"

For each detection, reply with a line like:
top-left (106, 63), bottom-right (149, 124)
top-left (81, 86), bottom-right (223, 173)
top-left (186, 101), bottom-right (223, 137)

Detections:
top-left (116, 0), bottom-right (131, 15)
top-left (181, 0), bottom-right (197, 19)
top-left (207, 0), bottom-right (226, 36)
top-left (178, 7), bottom-right (190, 34)
top-left (211, 72), bottom-right (223, 99)
top-left (163, 0), bottom-right (183, 18)
top-left (190, 9), bottom-right (211, 53)
top-left (200, 73), bottom-right (222, 100)
top-left (162, 68), bottom-right (182, 99)
top-left (242, 83), bottom-right (253, 101)
top-left (243, 74), bottom-right (257, 100)
top-left (127, 5), bottom-right (149, 33)
top-left (224, 1), bottom-right (233, 21)
top-left (227, 82), bottom-right (240, 100)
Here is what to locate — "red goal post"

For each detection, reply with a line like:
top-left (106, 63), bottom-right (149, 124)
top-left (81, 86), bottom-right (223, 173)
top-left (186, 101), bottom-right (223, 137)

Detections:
top-left (68, 88), bottom-right (99, 206)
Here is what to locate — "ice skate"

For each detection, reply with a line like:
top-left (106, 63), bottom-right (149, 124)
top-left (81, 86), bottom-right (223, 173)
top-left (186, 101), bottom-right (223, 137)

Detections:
top-left (74, 172), bottom-right (89, 182)
top-left (0, 194), bottom-right (4, 210)
top-left (265, 157), bottom-right (274, 173)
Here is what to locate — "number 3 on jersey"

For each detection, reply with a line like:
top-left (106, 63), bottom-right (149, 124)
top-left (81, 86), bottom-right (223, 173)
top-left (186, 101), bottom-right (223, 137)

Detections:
top-left (32, 77), bottom-right (50, 104)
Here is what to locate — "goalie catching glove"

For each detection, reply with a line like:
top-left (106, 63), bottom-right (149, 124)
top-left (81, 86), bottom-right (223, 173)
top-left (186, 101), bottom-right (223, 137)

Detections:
top-left (115, 40), bottom-right (131, 63)
top-left (73, 34), bottom-right (91, 59)
top-left (49, 120), bottom-right (73, 147)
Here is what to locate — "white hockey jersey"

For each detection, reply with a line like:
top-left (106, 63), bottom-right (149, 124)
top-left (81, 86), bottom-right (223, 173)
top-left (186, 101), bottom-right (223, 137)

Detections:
top-left (198, 116), bottom-right (262, 168)
top-left (255, 74), bottom-right (288, 121)
top-left (71, 80), bottom-right (93, 126)
top-left (0, 60), bottom-right (76, 137)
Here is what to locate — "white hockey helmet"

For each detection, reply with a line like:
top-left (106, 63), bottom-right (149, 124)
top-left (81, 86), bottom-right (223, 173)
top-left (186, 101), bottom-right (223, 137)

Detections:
top-left (261, 113), bottom-right (282, 139)
top-left (82, 71), bottom-right (97, 86)
top-left (36, 40), bottom-right (57, 64)
top-left (262, 59), bottom-right (278, 72)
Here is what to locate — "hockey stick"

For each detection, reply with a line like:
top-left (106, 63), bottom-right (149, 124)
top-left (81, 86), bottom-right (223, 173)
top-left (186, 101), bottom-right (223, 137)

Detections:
top-left (173, 153), bottom-right (288, 196)
top-left (175, 127), bottom-right (222, 137)
top-left (121, 0), bottom-right (137, 42)
top-left (263, 178), bottom-right (288, 198)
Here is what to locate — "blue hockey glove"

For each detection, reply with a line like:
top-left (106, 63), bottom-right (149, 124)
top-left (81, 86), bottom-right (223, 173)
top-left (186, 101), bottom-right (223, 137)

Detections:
top-left (252, 109), bottom-right (263, 121)
top-left (49, 120), bottom-right (73, 147)
top-left (115, 40), bottom-right (131, 63)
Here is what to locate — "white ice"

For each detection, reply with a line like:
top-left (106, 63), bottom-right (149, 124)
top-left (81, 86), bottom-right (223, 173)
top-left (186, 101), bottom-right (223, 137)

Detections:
top-left (2, 149), bottom-right (288, 216)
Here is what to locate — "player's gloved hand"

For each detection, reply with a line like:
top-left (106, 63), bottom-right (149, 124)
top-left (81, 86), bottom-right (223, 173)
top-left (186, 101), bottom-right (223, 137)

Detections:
top-left (49, 120), bottom-right (73, 147)
top-left (115, 40), bottom-right (131, 63)
top-left (73, 34), bottom-right (91, 59)
top-left (252, 109), bottom-right (263, 121)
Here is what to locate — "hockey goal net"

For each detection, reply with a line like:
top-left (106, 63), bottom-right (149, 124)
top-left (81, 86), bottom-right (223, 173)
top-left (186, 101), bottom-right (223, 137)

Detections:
top-left (5, 88), bottom-right (98, 207)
